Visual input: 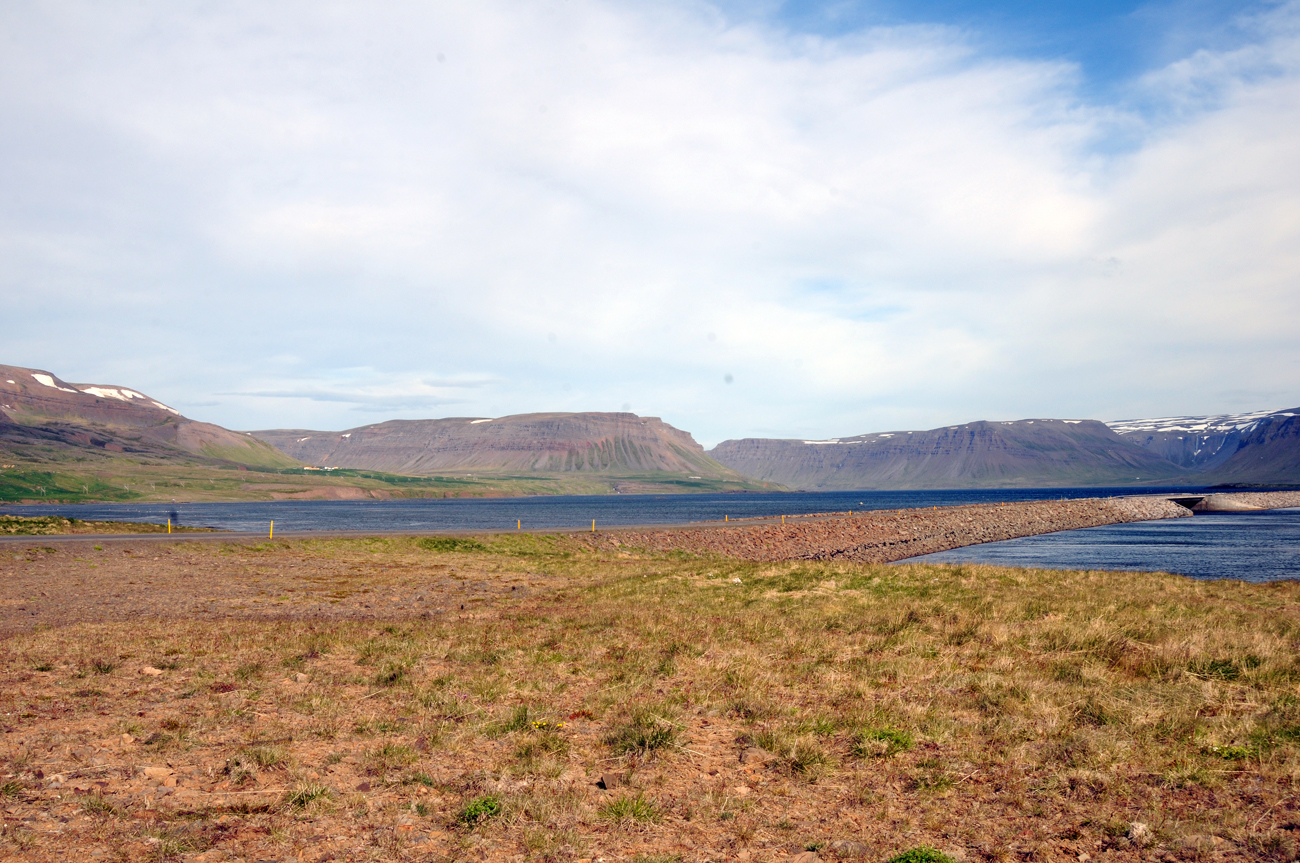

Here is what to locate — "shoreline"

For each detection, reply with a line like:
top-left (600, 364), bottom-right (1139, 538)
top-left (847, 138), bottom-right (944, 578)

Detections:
top-left (3, 482), bottom-right (1297, 509)
top-left (588, 491), bottom-right (1300, 564)
top-left (2, 492), bottom-right (1298, 564)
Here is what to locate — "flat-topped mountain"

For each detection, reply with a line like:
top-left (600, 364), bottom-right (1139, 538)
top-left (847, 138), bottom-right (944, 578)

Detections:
top-left (709, 418), bottom-right (1192, 490)
top-left (254, 412), bottom-right (750, 483)
top-left (1107, 407), bottom-right (1299, 480)
top-left (0, 364), bottom-right (295, 468)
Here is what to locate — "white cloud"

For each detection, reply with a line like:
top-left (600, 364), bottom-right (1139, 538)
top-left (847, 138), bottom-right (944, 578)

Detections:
top-left (1, 1), bottom-right (1298, 445)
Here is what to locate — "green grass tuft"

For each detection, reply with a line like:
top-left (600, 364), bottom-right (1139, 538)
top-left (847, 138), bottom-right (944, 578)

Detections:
top-left (372, 661), bottom-right (410, 687)
top-left (79, 792), bottom-right (120, 816)
top-left (605, 708), bottom-right (679, 755)
top-left (417, 536), bottom-right (487, 553)
top-left (887, 847), bottom-right (958, 863)
top-left (599, 793), bottom-right (661, 823)
top-left (242, 744), bottom-right (288, 769)
top-left (851, 726), bottom-right (913, 758)
top-left (284, 782), bottom-right (332, 809)
top-left (458, 794), bottom-right (504, 825)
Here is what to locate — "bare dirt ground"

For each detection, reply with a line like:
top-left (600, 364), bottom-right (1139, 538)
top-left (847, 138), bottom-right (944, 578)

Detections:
top-left (0, 538), bottom-right (547, 639)
top-left (1, 508), bottom-right (1298, 863)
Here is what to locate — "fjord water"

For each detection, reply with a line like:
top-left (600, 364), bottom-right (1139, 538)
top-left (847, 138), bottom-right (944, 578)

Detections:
top-left (7, 486), bottom-right (1296, 582)
top-left (904, 507), bottom-right (1300, 582)
top-left (3, 486), bottom-right (1213, 533)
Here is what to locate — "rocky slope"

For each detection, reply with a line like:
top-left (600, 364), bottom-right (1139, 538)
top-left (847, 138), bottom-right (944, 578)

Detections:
top-left (709, 419), bottom-right (1190, 490)
top-left (0, 364), bottom-right (296, 469)
top-left (255, 412), bottom-right (750, 481)
top-left (1191, 412), bottom-right (1300, 485)
top-left (1107, 407), bottom-right (1299, 471)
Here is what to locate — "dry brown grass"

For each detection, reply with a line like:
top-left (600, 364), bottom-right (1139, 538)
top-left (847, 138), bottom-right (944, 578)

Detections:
top-left (0, 533), bottom-right (1297, 861)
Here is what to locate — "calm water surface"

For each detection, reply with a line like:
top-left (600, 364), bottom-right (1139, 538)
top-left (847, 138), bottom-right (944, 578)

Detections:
top-left (7, 486), bottom-right (1295, 582)
top-left (904, 508), bottom-right (1300, 582)
top-left (2, 486), bottom-right (1212, 533)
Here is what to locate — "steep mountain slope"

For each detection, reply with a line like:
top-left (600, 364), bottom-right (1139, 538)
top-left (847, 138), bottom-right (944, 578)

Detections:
top-left (1106, 408), bottom-right (1298, 471)
top-left (0, 364), bottom-right (296, 468)
top-left (255, 413), bottom-right (748, 480)
top-left (709, 419), bottom-right (1191, 490)
top-left (1191, 412), bottom-right (1300, 484)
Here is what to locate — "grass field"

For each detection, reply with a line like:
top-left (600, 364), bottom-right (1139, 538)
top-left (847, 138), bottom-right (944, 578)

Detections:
top-left (0, 535), bottom-right (1296, 861)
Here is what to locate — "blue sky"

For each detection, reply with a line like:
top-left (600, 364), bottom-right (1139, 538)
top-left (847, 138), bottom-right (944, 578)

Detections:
top-left (756, 0), bottom-right (1267, 86)
top-left (2, 1), bottom-right (1297, 446)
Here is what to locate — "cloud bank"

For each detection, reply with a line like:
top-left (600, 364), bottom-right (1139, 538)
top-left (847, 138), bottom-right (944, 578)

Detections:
top-left (2, 0), bottom-right (1297, 444)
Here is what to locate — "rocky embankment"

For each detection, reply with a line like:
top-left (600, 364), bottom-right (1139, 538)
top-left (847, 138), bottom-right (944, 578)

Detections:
top-left (1194, 490), bottom-right (1300, 510)
top-left (595, 492), bottom-right (1298, 564)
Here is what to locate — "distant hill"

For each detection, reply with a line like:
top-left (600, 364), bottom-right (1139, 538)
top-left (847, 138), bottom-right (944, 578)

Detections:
top-left (253, 413), bottom-right (759, 490)
top-left (0, 364), bottom-right (296, 469)
top-left (708, 419), bottom-right (1192, 490)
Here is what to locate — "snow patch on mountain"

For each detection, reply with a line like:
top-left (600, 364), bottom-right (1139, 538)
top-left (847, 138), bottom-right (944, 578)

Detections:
top-left (81, 386), bottom-right (146, 401)
top-left (32, 373), bottom-right (77, 393)
top-left (1108, 408), bottom-right (1295, 437)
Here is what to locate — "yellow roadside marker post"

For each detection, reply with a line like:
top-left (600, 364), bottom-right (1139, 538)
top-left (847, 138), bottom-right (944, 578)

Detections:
top-left (782, 515), bottom-right (785, 525)
top-left (725, 515), bottom-right (728, 522)
top-left (270, 520), bottom-right (274, 539)
top-left (517, 519), bottom-right (521, 530)
top-left (591, 519), bottom-right (595, 533)
top-left (167, 518), bottom-right (171, 534)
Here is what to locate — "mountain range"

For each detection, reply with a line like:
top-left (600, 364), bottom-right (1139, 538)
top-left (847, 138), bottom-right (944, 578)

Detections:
top-left (0, 364), bottom-right (767, 501)
top-left (1, 362), bottom-right (1296, 501)
top-left (707, 408), bottom-right (1300, 490)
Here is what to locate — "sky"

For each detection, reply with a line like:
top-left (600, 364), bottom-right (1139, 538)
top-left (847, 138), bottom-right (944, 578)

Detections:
top-left (2, 0), bottom-right (1298, 446)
